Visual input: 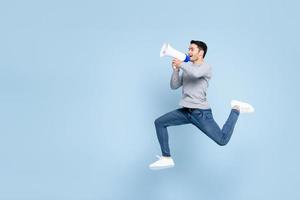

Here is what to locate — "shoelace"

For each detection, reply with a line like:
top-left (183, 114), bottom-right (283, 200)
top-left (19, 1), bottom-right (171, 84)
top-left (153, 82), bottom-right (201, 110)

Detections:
top-left (156, 155), bottom-right (162, 160)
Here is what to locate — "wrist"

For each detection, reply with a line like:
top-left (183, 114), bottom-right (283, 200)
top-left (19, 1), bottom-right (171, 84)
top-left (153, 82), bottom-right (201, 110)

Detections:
top-left (173, 66), bottom-right (180, 71)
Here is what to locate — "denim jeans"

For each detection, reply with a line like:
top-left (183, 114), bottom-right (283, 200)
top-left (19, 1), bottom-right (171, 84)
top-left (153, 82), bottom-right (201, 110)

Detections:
top-left (154, 107), bottom-right (240, 157)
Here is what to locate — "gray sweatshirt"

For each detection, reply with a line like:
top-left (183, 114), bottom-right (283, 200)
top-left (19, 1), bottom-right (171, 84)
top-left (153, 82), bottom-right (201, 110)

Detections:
top-left (170, 62), bottom-right (212, 109)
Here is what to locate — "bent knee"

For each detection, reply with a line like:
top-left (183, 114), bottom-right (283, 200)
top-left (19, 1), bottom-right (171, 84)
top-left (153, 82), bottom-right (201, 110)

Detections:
top-left (154, 118), bottom-right (163, 126)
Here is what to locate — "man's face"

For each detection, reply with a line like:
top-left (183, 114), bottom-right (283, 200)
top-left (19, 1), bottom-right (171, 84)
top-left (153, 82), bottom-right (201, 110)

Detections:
top-left (188, 44), bottom-right (203, 61)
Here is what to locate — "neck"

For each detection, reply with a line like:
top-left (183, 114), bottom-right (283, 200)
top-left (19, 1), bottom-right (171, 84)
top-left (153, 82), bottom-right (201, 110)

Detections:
top-left (192, 58), bottom-right (204, 65)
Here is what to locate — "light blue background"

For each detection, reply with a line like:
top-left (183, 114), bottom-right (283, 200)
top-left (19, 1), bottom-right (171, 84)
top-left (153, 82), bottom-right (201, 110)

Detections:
top-left (0, 0), bottom-right (299, 199)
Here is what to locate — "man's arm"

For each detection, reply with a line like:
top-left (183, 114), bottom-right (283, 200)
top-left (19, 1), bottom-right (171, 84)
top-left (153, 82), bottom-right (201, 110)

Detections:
top-left (173, 58), bottom-right (211, 78)
top-left (180, 63), bottom-right (211, 78)
top-left (170, 68), bottom-right (183, 89)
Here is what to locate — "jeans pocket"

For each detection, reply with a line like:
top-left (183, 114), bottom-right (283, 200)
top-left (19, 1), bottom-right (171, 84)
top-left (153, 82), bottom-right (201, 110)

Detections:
top-left (204, 112), bottom-right (213, 120)
top-left (193, 110), bottom-right (203, 118)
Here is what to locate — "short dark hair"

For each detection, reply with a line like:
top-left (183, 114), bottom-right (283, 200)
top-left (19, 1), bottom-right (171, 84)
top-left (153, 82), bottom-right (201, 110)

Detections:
top-left (190, 40), bottom-right (207, 58)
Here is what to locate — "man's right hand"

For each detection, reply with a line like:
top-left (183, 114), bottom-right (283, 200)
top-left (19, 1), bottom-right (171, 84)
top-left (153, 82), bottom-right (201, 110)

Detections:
top-left (172, 58), bottom-right (182, 71)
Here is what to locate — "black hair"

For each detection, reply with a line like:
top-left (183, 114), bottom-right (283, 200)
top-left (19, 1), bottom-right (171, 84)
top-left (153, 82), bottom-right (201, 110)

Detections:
top-left (190, 40), bottom-right (207, 58)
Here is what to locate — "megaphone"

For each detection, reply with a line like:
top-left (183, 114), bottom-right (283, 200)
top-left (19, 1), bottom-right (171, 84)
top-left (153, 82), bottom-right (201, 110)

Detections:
top-left (160, 43), bottom-right (190, 62)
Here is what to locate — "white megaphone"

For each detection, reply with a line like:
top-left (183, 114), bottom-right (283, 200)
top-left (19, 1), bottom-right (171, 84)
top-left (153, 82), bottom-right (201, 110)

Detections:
top-left (160, 43), bottom-right (190, 62)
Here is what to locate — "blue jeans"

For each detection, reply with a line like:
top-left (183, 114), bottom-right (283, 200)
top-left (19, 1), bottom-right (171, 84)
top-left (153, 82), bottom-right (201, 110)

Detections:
top-left (154, 107), bottom-right (240, 157)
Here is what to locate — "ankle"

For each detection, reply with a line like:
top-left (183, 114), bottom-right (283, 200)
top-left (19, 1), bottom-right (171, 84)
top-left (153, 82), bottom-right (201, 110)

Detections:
top-left (232, 105), bottom-right (240, 111)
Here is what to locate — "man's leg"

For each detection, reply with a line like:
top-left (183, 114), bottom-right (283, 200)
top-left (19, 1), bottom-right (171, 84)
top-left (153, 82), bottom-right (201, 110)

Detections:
top-left (190, 109), bottom-right (240, 146)
top-left (154, 108), bottom-right (191, 156)
top-left (149, 108), bottom-right (191, 170)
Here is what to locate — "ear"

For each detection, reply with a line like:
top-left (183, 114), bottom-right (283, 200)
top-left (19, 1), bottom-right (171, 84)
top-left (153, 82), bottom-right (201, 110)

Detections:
top-left (199, 49), bottom-right (204, 58)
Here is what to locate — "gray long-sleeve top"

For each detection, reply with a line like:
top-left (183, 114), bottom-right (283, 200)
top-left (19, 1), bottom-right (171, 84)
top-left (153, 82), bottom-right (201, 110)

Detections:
top-left (170, 62), bottom-right (212, 109)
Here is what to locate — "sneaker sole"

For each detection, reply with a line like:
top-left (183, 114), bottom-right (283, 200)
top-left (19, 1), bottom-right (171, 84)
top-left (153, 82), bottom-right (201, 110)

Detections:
top-left (149, 165), bottom-right (175, 170)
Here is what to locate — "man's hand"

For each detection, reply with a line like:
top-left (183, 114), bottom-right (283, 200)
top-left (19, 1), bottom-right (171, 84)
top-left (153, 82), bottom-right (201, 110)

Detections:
top-left (172, 58), bottom-right (183, 71)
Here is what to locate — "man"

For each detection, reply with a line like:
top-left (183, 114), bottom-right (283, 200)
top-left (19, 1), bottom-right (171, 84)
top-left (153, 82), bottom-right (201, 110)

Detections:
top-left (149, 40), bottom-right (254, 170)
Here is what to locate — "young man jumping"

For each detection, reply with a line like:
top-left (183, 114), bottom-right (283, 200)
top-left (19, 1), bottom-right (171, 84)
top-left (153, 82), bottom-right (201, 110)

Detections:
top-left (149, 40), bottom-right (254, 170)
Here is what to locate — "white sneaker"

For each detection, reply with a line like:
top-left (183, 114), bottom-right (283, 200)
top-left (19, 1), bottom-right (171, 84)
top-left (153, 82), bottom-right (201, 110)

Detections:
top-left (231, 100), bottom-right (255, 113)
top-left (149, 155), bottom-right (175, 170)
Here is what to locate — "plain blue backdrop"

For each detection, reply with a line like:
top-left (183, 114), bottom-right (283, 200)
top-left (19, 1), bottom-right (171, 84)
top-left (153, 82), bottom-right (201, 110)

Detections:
top-left (1, 0), bottom-right (300, 199)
